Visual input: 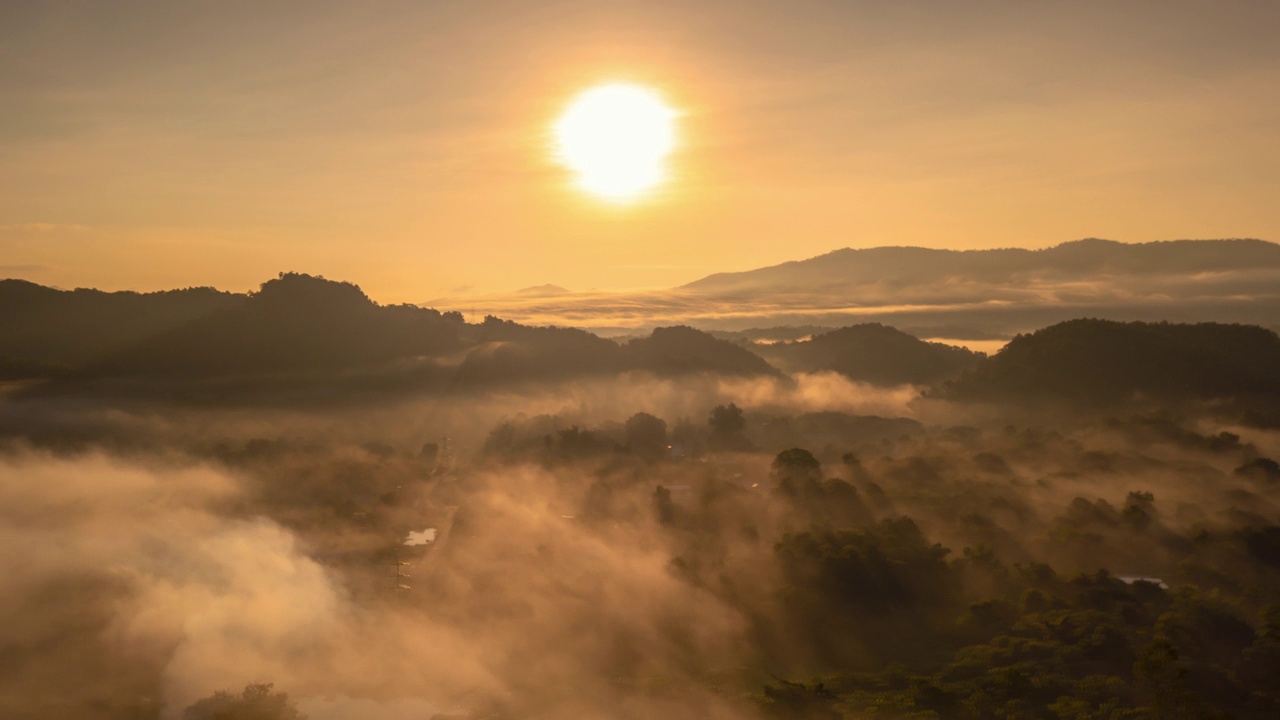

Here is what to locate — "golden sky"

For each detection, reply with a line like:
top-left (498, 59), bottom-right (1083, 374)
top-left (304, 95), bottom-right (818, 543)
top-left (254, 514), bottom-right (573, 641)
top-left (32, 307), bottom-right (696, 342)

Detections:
top-left (2, 0), bottom-right (1279, 302)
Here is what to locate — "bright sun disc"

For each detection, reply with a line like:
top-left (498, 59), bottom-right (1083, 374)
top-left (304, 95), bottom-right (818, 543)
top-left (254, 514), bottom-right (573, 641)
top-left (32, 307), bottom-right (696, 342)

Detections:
top-left (554, 83), bottom-right (676, 202)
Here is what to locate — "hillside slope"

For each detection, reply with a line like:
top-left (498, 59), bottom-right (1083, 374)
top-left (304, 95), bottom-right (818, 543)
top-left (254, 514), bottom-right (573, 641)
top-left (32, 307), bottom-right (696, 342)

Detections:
top-left (939, 319), bottom-right (1280, 404)
top-left (761, 324), bottom-right (985, 386)
top-left (0, 279), bottom-right (239, 371)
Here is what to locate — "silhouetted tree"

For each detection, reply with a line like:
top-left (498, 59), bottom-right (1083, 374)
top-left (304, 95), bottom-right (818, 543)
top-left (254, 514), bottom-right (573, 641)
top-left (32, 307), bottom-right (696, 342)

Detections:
top-left (1235, 457), bottom-right (1280, 483)
top-left (708, 403), bottom-right (752, 450)
top-left (625, 412), bottom-right (667, 457)
top-left (183, 683), bottom-right (306, 720)
top-left (841, 451), bottom-right (870, 483)
top-left (760, 678), bottom-right (841, 720)
top-left (771, 448), bottom-right (821, 496)
top-left (653, 485), bottom-right (677, 526)
top-left (1123, 490), bottom-right (1156, 531)
top-left (709, 403), bottom-right (746, 435)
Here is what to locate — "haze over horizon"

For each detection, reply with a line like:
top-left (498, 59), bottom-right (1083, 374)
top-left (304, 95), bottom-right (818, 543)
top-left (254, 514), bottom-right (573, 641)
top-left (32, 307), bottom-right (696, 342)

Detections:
top-left (4, 0), bottom-right (1280, 301)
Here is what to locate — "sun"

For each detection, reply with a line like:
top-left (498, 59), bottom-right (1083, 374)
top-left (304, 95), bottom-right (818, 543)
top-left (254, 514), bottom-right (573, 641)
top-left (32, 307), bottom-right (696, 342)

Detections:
top-left (553, 83), bottom-right (677, 202)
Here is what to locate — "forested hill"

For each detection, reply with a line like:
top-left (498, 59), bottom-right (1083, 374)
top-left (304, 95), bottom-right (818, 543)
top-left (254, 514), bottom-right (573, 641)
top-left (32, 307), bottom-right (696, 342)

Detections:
top-left (2, 274), bottom-right (790, 394)
top-left (0, 279), bottom-right (240, 370)
top-left (940, 319), bottom-right (1280, 404)
top-left (95, 273), bottom-right (469, 376)
top-left (759, 323), bottom-right (984, 386)
top-left (5, 275), bottom-right (1280, 408)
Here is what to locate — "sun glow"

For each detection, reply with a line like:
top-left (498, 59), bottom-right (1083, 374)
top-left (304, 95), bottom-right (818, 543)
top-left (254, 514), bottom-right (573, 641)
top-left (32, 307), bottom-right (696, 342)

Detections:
top-left (553, 83), bottom-right (677, 202)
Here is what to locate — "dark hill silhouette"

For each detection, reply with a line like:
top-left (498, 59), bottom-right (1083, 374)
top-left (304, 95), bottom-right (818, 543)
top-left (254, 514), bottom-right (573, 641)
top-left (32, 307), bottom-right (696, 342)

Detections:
top-left (92, 273), bottom-right (466, 376)
top-left (452, 316), bottom-right (625, 386)
top-left (454, 323), bottom-right (781, 387)
top-left (10, 274), bottom-right (1279, 407)
top-left (681, 239), bottom-right (1280, 296)
top-left (940, 319), bottom-right (1280, 404)
top-left (622, 326), bottom-right (781, 377)
top-left (5, 276), bottom-right (788, 397)
top-left (0, 279), bottom-right (239, 373)
top-left (760, 324), bottom-right (984, 386)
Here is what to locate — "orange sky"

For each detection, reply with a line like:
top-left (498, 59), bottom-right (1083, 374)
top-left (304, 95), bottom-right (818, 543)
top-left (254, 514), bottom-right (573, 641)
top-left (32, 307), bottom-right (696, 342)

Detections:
top-left (2, 0), bottom-right (1279, 302)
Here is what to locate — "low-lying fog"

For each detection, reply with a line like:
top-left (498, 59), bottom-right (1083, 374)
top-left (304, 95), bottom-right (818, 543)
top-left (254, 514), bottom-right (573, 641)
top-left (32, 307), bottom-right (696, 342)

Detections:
top-left (2, 371), bottom-right (1278, 719)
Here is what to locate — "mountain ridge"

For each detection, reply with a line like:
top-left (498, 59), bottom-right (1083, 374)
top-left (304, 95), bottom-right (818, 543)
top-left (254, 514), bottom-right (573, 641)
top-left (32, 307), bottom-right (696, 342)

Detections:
top-left (3, 273), bottom-right (1278, 410)
top-left (681, 238), bottom-right (1280, 295)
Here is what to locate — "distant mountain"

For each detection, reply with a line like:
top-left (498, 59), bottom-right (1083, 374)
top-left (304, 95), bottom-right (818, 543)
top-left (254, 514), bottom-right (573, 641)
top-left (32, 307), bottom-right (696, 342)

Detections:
top-left (512, 284), bottom-right (572, 297)
top-left (438, 239), bottom-right (1280, 337)
top-left (760, 323), bottom-right (985, 386)
top-left (939, 319), bottom-right (1280, 404)
top-left (682, 239), bottom-right (1280, 296)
